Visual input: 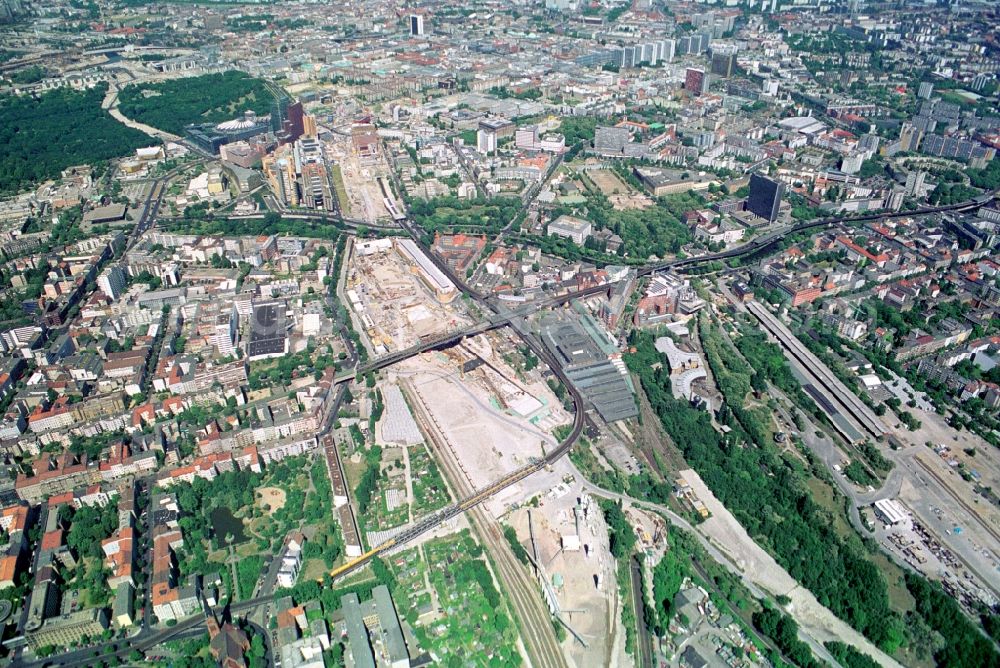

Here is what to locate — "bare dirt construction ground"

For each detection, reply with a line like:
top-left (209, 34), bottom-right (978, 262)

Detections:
top-left (396, 358), bottom-right (547, 491)
top-left (588, 169), bottom-right (630, 196)
top-left (681, 469), bottom-right (904, 668)
top-left (886, 406), bottom-right (1000, 598)
top-left (345, 243), bottom-right (471, 352)
top-left (608, 192), bottom-right (653, 210)
top-left (257, 487), bottom-right (286, 515)
top-left (507, 481), bottom-right (627, 668)
top-left (902, 405), bottom-right (1000, 501)
top-left (391, 336), bottom-right (571, 501)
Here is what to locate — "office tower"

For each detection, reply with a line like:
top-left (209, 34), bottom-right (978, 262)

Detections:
top-left (97, 266), bottom-right (127, 301)
top-left (747, 173), bottom-right (785, 223)
top-left (515, 125), bottom-right (539, 150)
top-left (685, 68), bottom-right (708, 96)
top-left (262, 155), bottom-right (299, 207)
top-left (918, 82), bottom-right (934, 100)
top-left (285, 101), bottom-right (304, 140)
top-left (271, 97), bottom-right (288, 134)
top-left (710, 47), bottom-right (737, 78)
top-left (303, 114), bottom-right (317, 138)
top-left (409, 14), bottom-right (424, 36)
top-left (476, 128), bottom-right (496, 154)
top-left (271, 98), bottom-right (304, 144)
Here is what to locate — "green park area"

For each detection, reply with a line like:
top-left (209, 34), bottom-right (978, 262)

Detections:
top-left (0, 84), bottom-right (149, 195)
top-left (172, 454), bottom-right (342, 601)
top-left (519, 178), bottom-right (705, 265)
top-left (358, 442), bottom-right (452, 535)
top-left (60, 501), bottom-right (122, 608)
top-left (117, 70), bottom-right (275, 135)
top-left (160, 210), bottom-right (343, 241)
top-left (409, 445), bottom-right (450, 515)
top-left (624, 326), bottom-right (1000, 667)
top-left (361, 447), bottom-right (409, 532)
top-left (407, 196), bottom-right (523, 238)
top-left (275, 529), bottom-right (519, 667)
top-left (149, 624), bottom-right (267, 668)
top-left (401, 530), bottom-right (520, 667)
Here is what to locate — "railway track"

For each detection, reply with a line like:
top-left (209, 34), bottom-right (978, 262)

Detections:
top-left (322, 188), bottom-right (999, 582)
top-left (630, 556), bottom-right (653, 668)
top-left (404, 379), bottom-right (569, 668)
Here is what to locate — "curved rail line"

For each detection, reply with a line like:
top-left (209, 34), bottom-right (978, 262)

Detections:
top-left (321, 189), bottom-right (997, 584)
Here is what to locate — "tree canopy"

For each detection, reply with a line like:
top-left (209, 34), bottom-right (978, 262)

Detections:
top-left (0, 84), bottom-right (150, 195)
top-left (118, 71), bottom-right (275, 135)
top-left (626, 330), bottom-right (903, 651)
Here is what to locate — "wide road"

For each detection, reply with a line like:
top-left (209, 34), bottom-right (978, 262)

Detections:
top-left (13, 593), bottom-right (274, 668)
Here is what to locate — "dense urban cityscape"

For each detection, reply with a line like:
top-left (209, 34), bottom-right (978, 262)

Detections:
top-left (0, 0), bottom-right (999, 667)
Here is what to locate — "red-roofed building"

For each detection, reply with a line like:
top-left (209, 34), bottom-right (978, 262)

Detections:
top-left (836, 236), bottom-right (889, 267)
top-left (40, 529), bottom-right (64, 552)
top-left (16, 453), bottom-right (100, 503)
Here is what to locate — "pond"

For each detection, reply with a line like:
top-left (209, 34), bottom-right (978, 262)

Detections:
top-left (210, 506), bottom-right (248, 545)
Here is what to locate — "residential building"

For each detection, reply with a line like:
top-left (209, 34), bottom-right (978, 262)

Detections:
top-left (685, 68), bottom-right (707, 96)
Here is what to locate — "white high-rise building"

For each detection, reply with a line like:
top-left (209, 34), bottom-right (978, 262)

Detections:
top-left (660, 39), bottom-right (676, 63)
top-left (97, 266), bottom-right (127, 301)
top-left (210, 306), bottom-right (239, 357)
top-left (841, 152), bottom-right (865, 175)
top-left (905, 171), bottom-right (927, 196)
top-left (515, 126), bottom-right (539, 150)
top-left (477, 128), bottom-right (496, 154)
top-left (409, 14), bottom-right (424, 36)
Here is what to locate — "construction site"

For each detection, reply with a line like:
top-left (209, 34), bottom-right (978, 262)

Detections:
top-left (392, 330), bottom-right (572, 492)
top-left (505, 489), bottom-right (629, 667)
top-left (380, 331), bottom-right (627, 668)
top-left (344, 237), bottom-right (470, 354)
top-left (325, 125), bottom-right (400, 223)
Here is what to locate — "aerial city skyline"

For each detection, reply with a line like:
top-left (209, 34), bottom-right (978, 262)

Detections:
top-left (0, 1), bottom-right (999, 668)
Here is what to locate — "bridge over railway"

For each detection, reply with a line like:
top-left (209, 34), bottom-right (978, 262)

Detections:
top-left (318, 187), bottom-right (998, 583)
